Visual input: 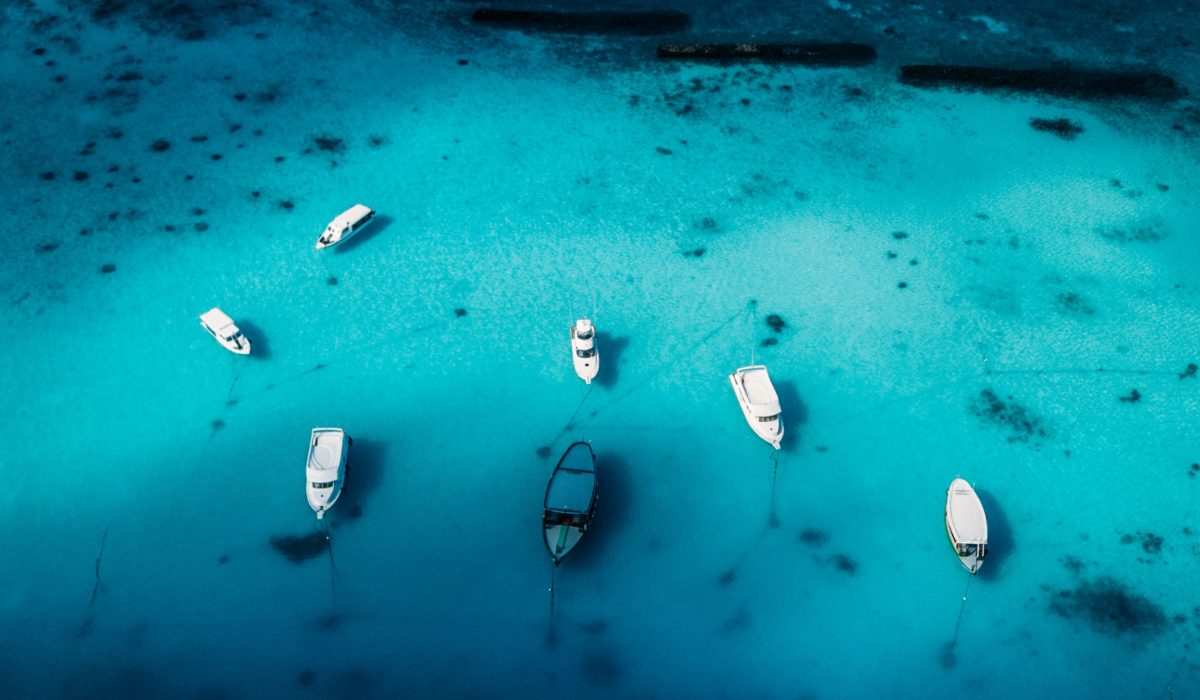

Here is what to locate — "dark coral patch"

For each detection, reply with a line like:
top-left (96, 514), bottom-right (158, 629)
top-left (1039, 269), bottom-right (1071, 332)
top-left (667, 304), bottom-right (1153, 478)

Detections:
top-left (535, 446), bottom-right (552, 458)
top-left (36, 242), bottom-right (60, 254)
top-left (765, 314), bottom-right (786, 332)
top-left (1118, 388), bottom-right (1141, 403)
top-left (1179, 363), bottom-right (1197, 380)
top-left (100, 263), bottom-right (117, 274)
top-left (313, 136), bottom-right (345, 154)
top-left (326, 277), bottom-right (338, 286)
top-left (279, 200), bottom-right (294, 211)
top-left (830, 554), bottom-right (858, 575)
top-left (655, 146), bottom-right (673, 155)
top-left (798, 529), bottom-right (829, 547)
top-left (891, 231), bottom-right (909, 240)
top-left (218, 554), bottom-right (230, 565)
top-left (1049, 577), bottom-right (1167, 637)
top-left (74, 170), bottom-right (90, 181)
top-left (269, 532), bottom-right (328, 564)
top-left (760, 337), bottom-right (777, 347)
top-left (1030, 117), bottom-right (1084, 140)
top-left (970, 388), bottom-right (1049, 444)
top-left (454, 308), bottom-right (468, 317)
top-left (40, 171), bottom-right (55, 180)
top-left (150, 139), bottom-right (170, 152)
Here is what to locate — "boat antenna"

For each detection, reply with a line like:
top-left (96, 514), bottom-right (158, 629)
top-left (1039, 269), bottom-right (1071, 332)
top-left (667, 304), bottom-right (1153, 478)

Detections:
top-left (941, 573), bottom-right (975, 667)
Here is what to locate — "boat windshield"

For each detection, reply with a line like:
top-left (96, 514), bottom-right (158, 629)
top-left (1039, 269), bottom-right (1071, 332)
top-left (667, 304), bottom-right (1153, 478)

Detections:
top-left (311, 481), bottom-right (335, 489)
top-left (956, 543), bottom-right (979, 556)
top-left (756, 414), bottom-right (779, 423)
top-left (576, 329), bottom-right (593, 340)
top-left (576, 348), bottom-right (596, 358)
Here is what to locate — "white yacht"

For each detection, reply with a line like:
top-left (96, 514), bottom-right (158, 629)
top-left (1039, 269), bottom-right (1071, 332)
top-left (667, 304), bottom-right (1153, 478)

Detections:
top-left (307, 428), bottom-right (350, 520)
top-left (316, 204), bottom-right (375, 249)
top-left (199, 307), bottom-right (251, 355)
top-left (570, 319), bottom-right (599, 384)
top-left (543, 441), bottom-right (598, 564)
top-left (729, 365), bottom-right (783, 449)
top-left (945, 478), bottom-right (988, 574)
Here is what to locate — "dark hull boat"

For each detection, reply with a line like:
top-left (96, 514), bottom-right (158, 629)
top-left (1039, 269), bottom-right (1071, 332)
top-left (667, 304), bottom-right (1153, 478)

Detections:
top-left (542, 441), bottom-right (598, 563)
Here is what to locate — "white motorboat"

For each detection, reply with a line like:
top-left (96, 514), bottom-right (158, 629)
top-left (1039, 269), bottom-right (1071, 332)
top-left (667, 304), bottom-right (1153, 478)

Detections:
top-left (199, 307), bottom-right (251, 355)
top-left (316, 204), bottom-right (375, 249)
top-left (543, 441), bottom-right (598, 564)
top-left (729, 365), bottom-right (783, 449)
top-left (945, 478), bottom-right (988, 574)
top-left (570, 319), bottom-right (599, 384)
top-left (307, 428), bottom-right (350, 520)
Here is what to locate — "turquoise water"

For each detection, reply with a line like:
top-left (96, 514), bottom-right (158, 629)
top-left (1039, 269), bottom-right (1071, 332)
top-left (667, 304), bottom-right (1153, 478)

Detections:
top-left (3, 1), bottom-right (1199, 698)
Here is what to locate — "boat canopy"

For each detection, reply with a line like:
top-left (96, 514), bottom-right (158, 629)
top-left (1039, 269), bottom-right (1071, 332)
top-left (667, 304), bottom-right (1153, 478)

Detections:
top-left (545, 442), bottom-right (596, 514)
top-left (201, 307), bottom-right (236, 330)
top-left (738, 366), bottom-right (781, 417)
top-left (948, 480), bottom-right (987, 544)
top-left (308, 429), bottom-right (345, 471)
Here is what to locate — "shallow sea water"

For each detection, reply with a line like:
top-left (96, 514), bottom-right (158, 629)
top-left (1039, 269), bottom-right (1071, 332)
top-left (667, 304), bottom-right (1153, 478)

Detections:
top-left (2, 1), bottom-right (1199, 698)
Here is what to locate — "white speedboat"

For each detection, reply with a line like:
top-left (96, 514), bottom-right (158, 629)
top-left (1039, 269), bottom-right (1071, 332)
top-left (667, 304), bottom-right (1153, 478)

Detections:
top-left (945, 478), bottom-right (988, 574)
top-left (199, 307), bottom-right (251, 355)
top-left (543, 441), bottom-right (598, 564)
top-left (307, 428), bottom-right (350, 520)
top-left (729, 365), bottom-right (783, 449)
top-left (570, 319), bottom-right (599, 384)
top-left (316, 204), bottom-right (375, 249)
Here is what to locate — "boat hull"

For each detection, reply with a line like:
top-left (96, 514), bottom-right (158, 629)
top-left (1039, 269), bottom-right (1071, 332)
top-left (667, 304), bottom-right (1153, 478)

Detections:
top-left (945, 478), bottom-right (988, 574)
top-left (542, 441), bottom-right (598, 563)
top-left (729, 368), bottom-right (783, 449)
top-left (543, 522), bottom-right (585, 562)
top-left (307, 428), bottom-right (350, 519)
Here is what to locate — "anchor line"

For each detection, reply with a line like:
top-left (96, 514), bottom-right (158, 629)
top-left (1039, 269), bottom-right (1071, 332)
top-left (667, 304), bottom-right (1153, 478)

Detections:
top-left (89, 526), bottom-right (111, 607)
top-left (768, 451), bottom-right (780, 527)
top-left (583, 304), bottom-right (748, 422)
top-left (948, 573), bottom-right (975, 647)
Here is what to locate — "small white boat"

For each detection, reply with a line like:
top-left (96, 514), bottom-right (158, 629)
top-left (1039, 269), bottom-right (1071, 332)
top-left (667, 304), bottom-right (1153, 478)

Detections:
top-left (543, 441), bottom-right (598, 564)
top-left (307, 428), bottom-right (350, 520)
top-left (945, 478), bottom-right (988, 574)
top-left (199, 307), bottom-right (251, 355)
top-left (570, 319), bottom-right (599, 384)
top-left (316, 204), bottom-right (375, 249)
top-left (729, 365), bottom-right (783, 449)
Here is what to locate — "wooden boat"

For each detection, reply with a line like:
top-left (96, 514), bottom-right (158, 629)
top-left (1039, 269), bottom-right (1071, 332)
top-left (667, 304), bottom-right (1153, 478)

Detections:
top-left (542, 441), bottom-right (598, 563)
top-left (945, 478), bottom-right (988, 574)
top-left (307, 428), bottom-right (350, 520)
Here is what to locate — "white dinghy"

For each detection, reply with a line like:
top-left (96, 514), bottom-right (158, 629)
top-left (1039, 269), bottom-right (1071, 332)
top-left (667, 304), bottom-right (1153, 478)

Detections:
top-left (729, 365), bottom-right (783, 449)
top-left (570, 319), bottom-right (599, 384)
top-left (316, 204), bottom-right (375, 249)
top-left (945, 478), bottom-right (988, 574)
top-left (307, 428), bottom-right (350, 520)
top-left (199, 307), bottom-right (251, 355)
top-left (542, 441), bottom-right (598, 564)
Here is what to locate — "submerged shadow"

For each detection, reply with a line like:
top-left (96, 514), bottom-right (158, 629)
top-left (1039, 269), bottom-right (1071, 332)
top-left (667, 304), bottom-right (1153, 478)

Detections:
top-left (339, 438), bottom-right (387, 521)
top-left (975, 488), bottom-right (1011, 581)
top-left (595, 333), bottom-right (629, 388)
top-left (774, 380), bottom-right (809, 453)
top-left (237, 320), bottom-right (270, 360)
top-left (569, 451), bottom-right (630, 568)
top-left (333, 214), bottom-right (392, 254)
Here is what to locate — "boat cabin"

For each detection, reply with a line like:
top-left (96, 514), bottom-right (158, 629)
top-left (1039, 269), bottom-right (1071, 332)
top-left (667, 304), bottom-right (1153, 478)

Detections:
top-left (199, 307), bottom-right (250, 355)
top-left (316, 204), bottom-right (375, 249)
